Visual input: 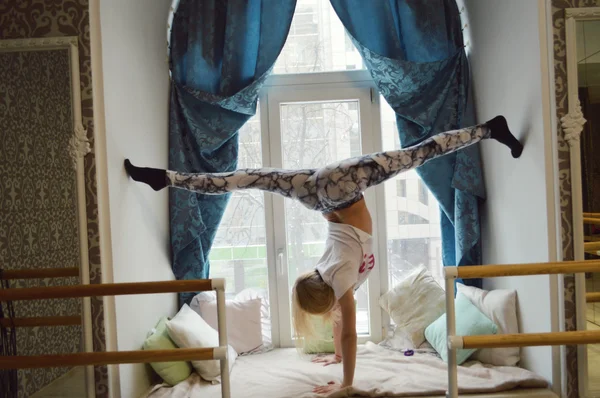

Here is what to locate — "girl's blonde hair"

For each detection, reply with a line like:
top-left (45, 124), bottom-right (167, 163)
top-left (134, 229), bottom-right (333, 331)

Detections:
top-left (292, 270), bottom-right (337, 348)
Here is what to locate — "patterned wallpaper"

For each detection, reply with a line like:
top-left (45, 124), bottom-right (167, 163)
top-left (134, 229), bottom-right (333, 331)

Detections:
top-left (0, 1), bottom-right (107, 397)
top-left (0, 48), bottom-right (83, 396)
top-left (551, 1), bottom-right (600, 397)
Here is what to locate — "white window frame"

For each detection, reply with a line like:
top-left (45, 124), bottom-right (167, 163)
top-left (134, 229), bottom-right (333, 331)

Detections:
top-left (257, 70), bottom-right (392, 347)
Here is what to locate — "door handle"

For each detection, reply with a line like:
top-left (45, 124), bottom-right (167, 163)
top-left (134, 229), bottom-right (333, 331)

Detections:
top-left (277, 248), bottom-right (285, 276)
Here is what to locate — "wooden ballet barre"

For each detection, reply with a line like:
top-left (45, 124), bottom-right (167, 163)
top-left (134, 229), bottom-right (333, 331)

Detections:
top-left (0, 279), bottom-right (216, 301)
top-left (585, 242), bottom-right (600, 252)
top-left (584, 212), bottom-right (600, 218)
top-left (0, 347), bottom-right (226, 370)
top-left (587, 293), bottom-right (600, 303)
top-left (0, 267), bottom-right (79, 280)
top-left (584, 217), bottom-right (600, 225)
top-left (0, 277), bottom-right (231, 398)
top-left (0, 316), bottom-right (81, 328)
top-left (443, 261), bottom-right (600, 398)
top-left (449, 330), bottom-right (600, 350)
top-left (444, 259), bottom-right (600, 280)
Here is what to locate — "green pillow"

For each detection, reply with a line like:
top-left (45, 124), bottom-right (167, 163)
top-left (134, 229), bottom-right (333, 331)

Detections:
top-left (424, 292), bottom-right (498, 365)
top-left (143, 316), bottom-right (192, 385)
top-left (303, 314), bottom-right (335, 354)
top-left (303, 300), bottom-right (358, 354)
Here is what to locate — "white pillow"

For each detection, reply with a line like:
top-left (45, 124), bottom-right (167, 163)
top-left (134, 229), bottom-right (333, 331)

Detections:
top-left (457, 283), bottom-right (520, 366)
top-left (165, 304), bottom-right (237, 383)
top-left (192, 289), bottom-right (273, 354)
top-left (234, 289), bottom-right (272, 351)
top-left (190, 290), bottom-right (263, 354)
top-left (379, 265), bottom-right (446, 347)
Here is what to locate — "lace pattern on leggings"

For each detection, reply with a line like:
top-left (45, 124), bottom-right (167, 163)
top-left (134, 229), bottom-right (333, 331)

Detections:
top-left (167, 124), bottom-right (490, 213)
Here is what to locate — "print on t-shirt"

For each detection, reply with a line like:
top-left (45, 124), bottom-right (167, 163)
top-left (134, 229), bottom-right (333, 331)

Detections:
top-left (316, 222), bottom-right (374, 299)
top-left (359, 253), bottom-right (375, 274)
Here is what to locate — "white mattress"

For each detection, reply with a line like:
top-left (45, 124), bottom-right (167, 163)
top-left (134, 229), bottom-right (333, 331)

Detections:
top-left (144, 343), bottom-right (558, 398)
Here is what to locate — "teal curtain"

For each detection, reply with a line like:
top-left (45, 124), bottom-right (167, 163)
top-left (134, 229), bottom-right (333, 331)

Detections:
top-left (168, 0), bottom-right (297, 305)
top-left (331, 0), bottom-right (484, 287)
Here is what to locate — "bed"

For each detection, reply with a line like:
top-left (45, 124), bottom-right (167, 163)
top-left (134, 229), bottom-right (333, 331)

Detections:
top-left (143, 343), bottom-right (557, 398)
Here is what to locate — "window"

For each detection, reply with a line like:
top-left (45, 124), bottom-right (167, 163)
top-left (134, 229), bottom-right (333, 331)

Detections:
top-left (209, 112), bottom-right (269, 301)
top-left (345, 34), bottom-right (355, 52)
top-left (398, 211), bottom-right (428, 225)
top-left (380, 97), bottom-right (443, 286)
top-left (396, 180), bottom-right (407, 197)
top-left (268, 88), bottom-right (377, 346)
top-left (418, 180), bottom-right (429, 205)
top-left (273, 0), bottom-right (364, 74)
top-left (211, 0), bottom-right (443, 347)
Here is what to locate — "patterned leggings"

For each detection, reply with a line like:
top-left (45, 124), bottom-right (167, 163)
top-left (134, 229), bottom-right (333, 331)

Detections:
top-left (167, 124), bottom-right (490, 213)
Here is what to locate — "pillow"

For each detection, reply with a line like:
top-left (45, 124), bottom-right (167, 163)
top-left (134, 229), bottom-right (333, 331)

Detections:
top-left (457, 283), bottom-right (520, 366)
top-left (235, 289), bottom-right (273, 351)
top-left (166, 304), bottom-right (237, 383)
top-left (303, 314), bottom-right (335, 354)
top-left (379, 265), bottom-right (446, 347)
top-left (191, 290), bottom-right (263, 354)
top-left (142, 316), bottom-right (192, 385)
top-left (425, 292), bottom-right (498, 365)
top-left (303, 299), bottom-right (361, 354)
top-left (191, 288), bottom-right (273, 354)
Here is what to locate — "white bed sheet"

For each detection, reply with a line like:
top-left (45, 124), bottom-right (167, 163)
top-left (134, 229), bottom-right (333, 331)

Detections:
top-left (144, 343), bottom-right (557, 398)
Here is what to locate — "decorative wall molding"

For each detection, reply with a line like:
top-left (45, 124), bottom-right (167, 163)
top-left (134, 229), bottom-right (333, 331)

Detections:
top-left (565, 6), bottom-right (600, 19)
top-left (0, 36), bottom-right (78, 50)
top-left (560, 101), bottom-right (587, 147)
top-left (70, 124), bottom-right (92, 167)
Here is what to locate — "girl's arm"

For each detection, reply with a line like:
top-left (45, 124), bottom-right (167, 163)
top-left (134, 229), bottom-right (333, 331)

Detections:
top-left (337, 289), bottom-right (357, 388)
top-left (333, 316), bottom-right (342, 362)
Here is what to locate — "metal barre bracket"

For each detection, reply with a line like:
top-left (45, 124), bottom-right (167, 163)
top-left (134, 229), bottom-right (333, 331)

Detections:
top-left (448, 336), bottom-right (464, 350)
top-left (213, 346), bottom-right (227, 360)
top-left (444, 267), bottom-right (459, 279)
top-left (211, 278), bottom-right (226, 291)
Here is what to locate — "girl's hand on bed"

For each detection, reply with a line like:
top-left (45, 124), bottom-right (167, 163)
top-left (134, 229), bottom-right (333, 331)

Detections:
top-left (311, 354), bottom-right (341, 366)
top-left (313, 381), bottom-right (343, 395)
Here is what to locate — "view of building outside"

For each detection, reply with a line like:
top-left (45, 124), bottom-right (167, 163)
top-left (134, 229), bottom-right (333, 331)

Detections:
top-left (380, 98), bottom-right (443, 286)
top-left (273, 0), bottom-right (364, 74)
top-left (209, 114), bottom-right (269, 298)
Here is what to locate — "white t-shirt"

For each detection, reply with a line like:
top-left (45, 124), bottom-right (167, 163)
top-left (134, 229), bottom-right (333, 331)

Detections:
top-left (315, 222), bottom-right (375, 299)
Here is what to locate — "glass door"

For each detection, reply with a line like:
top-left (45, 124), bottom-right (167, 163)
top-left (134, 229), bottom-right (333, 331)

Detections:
top-left (267, 87), bottom-right (382, 347)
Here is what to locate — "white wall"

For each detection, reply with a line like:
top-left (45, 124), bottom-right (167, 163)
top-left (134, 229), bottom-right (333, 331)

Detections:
top-left (463, 0), bottom-right (560, 390)
top-left (98, 0), bottom-right (177, 397)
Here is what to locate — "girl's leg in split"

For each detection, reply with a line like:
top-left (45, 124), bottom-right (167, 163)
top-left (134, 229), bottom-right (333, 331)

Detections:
top-left (125, 115), bottom-right (522, 212)
top-left (310, 115), bottom-right (522, 210)
top-left (124, 160), bottom-right (322, 210)
top-left (167, 167), bottom-right (321, 210)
